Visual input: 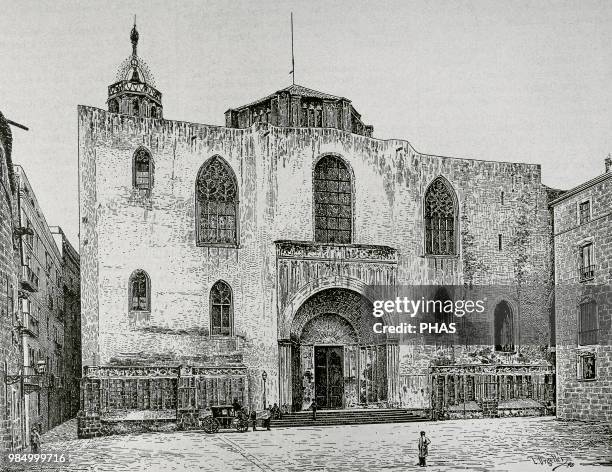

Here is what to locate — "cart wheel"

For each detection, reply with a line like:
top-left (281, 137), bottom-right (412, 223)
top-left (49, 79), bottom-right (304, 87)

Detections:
top-left (202, 416), bottom-right (219, 434)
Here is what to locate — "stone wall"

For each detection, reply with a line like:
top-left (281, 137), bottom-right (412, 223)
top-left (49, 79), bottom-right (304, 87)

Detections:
top-left (0, 114), bottom-right (22, 452)
top-left (552, 172), bottom-right (612, 422)
top-left (78, 105), bottom-right (554, 411)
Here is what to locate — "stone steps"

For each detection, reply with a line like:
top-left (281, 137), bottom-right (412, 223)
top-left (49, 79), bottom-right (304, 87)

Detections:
top-left (270, 409), bottom-right (426, 428)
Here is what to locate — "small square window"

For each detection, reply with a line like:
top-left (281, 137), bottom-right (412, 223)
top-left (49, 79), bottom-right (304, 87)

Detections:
top-left (577, 353), bottom-right (596, 380)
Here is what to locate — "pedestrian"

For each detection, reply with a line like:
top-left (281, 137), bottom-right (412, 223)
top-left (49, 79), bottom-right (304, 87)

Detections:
top-left (263, 407), bottom-right (271, 431)
top-left (310, 399), bottom-right (317, 421)
top-left (30, 423), bottom-right (41, 453)
top-left (232, 397), bottom-right (242, 413)
top-left (250, 409), bottom-right (257, 431)
top-left (418, 431), bottom-right (431, 467)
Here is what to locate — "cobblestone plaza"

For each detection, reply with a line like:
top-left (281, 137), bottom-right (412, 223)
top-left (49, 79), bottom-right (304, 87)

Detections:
top-left (16, 417), bottom-right (609, 472)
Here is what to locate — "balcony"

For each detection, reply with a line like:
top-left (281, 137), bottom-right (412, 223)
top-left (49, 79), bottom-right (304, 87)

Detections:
top-left (20, 310), bottom-right (39, 338)
top-left (579, 265), bottom-right (595, 282)
top-left (20, 265), bottom-right (39, 292)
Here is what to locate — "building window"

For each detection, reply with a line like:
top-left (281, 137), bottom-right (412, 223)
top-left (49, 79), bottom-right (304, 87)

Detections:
top-left (579, 200), bottom-right (591, 224)
top-left (578, 300), bottom-right (598, 345)
top-left (314, 155), bottom-right (353, 244)
top-left (132, 99), bottom-right (140, 116)
top-left (579, 243), bottom-right (594, 281)
top-left (494, 301), bottom-right (514, 352)
top-left (210, 280), bottom-right (232, 336)
top-left (424, 177), bottom-right (457, 255)
top-left (109, 99), bottom-right (119, 113)
top-left (196, 156), bottom-right (239, 246)
top-left (498, 234), bottom-right (503, 251)
top-left (308, 107), bottom-right (315, 127)
top-left (315, 106), bottom-right (322, 127)
top-left (129, 270), bottom-right (150, 312)
top-left (133, 148), bottom-right (153, 191)
top-left (577, 352), bottom-right (596, 380)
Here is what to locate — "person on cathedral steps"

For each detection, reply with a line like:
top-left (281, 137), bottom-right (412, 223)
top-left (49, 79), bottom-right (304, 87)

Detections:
top-left (417, 431), bottom-right (431, 467)
top-left (310, 399), bottom-right (317, 420)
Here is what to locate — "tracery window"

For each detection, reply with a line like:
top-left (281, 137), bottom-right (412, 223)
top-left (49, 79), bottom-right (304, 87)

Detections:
top-left (133, 148), bottom-right (153, 191)
top-left (314, 155), bottom-right (352, 244)
top-left (210, 280), bottom-right (233, 336)
top-left (132, 148), bottom-right (153, 190)
top-left (196, 156), bottom-right (238, 246)
top-left (132, 99), bottom-right (140, 116)
top-left (424, 178), bottom-right (456, 255)
top-left (129, 270), bottom-right (150, 312)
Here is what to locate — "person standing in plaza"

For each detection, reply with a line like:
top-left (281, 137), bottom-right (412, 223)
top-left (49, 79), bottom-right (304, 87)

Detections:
top-left (250, 409), bottom-right (257, 431)
top-left (417, 431), bottom-right (431, 467)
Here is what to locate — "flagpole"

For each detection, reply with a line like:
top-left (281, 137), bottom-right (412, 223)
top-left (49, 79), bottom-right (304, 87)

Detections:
top-left (291, 12), bottom-right (295, 85)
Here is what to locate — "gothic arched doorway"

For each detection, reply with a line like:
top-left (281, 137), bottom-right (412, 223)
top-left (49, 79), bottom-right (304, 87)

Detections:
top-left (282, 287), bottom-right (396, 411)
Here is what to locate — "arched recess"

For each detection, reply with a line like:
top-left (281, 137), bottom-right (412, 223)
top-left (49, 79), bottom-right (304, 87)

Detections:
top-left (423, 176), bottom-right (458, 256)
top-left (132, 147), bottom-right (154, 191)
top-left (494, 300), bottom-right (514, 352)
top-left (195, 155), bottom-right (239, 247)
top-left (128, 269), bottom-right (151, 312)
top-left (280, 276), bottom-right (394, 340)
top-left (210, 280), bottom-right (233, 336)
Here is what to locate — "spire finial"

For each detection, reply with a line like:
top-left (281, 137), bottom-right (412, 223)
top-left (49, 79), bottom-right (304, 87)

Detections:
top-left (130, 16), bottom-right (139, 57)
top-left (289, 12), bottom-right (295, 85)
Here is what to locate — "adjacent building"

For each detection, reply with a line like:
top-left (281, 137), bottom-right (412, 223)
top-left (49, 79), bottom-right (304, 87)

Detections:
top-left (551, 157), bottom-right (612, 422)
top-left (0, 111), bottom-right (24, 452)
top-left (11, 166), bottom-right (82, 446)
top-left (51, 227), bottom-right (81, 420)
top-left (78, 24), bottom-right (557, 437)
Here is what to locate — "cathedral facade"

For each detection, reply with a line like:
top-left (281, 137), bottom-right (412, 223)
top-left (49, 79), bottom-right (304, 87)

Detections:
top-left (78, 24), bottom-right (557, 436)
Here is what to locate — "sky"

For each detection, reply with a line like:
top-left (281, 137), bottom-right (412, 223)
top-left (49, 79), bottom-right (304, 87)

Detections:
top-left (2, 0), bottom-right (612, 246)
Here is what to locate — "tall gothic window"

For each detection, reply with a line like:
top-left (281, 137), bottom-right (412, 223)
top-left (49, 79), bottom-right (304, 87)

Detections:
top-left (133, 148), bottom-right (153, 191)
top-left (129, 270), bottom-right (150, 312)
top-left (494, 301), bottom-right (514, 352)
top-left (210, 280), bottom-right (232, 336)
top-left (132, 99), bottom-right (140, 116)
top-left (314, 155), bottom-right (352, 244)
top-left (109, 99), bottom-right (119, 113)
top-left (424, 177), bottom-right (456, 255)
top-left (196, 156), bottom-right (239, 246)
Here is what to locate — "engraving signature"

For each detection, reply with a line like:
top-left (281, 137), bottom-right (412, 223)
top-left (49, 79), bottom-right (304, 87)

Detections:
top-left (528, 452), bottom-right (574, 470)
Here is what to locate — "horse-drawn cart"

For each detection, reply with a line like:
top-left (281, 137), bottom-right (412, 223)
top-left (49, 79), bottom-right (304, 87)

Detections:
top-left (199, 405), bottom-right (249, 433)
